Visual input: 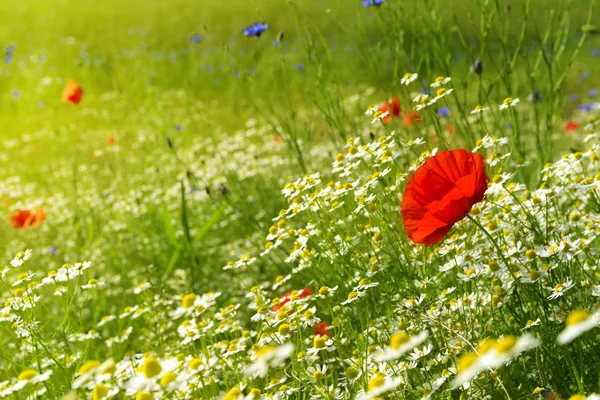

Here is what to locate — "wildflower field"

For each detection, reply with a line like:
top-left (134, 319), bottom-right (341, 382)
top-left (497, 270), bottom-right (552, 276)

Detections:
top-left (2, 0), bottom-right (600, 399)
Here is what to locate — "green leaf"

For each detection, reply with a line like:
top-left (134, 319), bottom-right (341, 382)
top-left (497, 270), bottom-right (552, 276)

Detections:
top-left (192, 203), bottom-right (229, 245)
top-left (180, 181), bottom-right (192, 244)
top-left (161, 204), bottom-right (181, 248)
top-left (162, 248), bottom-right (181, 281)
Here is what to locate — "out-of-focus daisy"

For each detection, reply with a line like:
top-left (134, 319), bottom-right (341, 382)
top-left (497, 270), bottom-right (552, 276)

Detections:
top-left (558, 309), bottom-right (600, 344)
top-left (377, 331), bottom-right (429, 361)
top-left (452, 334), bottom-right (540, 387)
top-left (356, 372), bottom-right (404, 400)
top-left (470, 104), bottom-right (489, 114)
top-left (499, 97), bottom-right (520, 110)
top-left (245, 343), bottom-right (294, 378)
top-left (401, 72), bottom-right (418, 85)
top-left (430, 76), bottom-right (451, 87)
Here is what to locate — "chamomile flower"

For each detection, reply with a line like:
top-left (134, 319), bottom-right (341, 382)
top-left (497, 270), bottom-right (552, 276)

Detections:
top-left (499, 97), bottom-right (520, 110)
top-left (245, 344), bottom-right (294, 378)
top-left (452, 334), bottom-right (540, 387)
top-left (430, 76), bottom-right (451, 87)
top-left (548, 278), bottom-right (575, 300)
top-left (558, 309), bottom-right (600, 344)
top-left (470, 104), bottom-right (490, 114)
top-left (307, 335), bottom-right (336, 355)
top-left (401, 72), bottom-right (418, 85)
top-left (377, 331), bottom-right (429, 361)
top-left (356, 372), bottom-right (404, 400)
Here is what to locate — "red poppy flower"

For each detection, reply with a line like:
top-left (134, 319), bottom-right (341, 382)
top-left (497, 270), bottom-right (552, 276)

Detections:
top-left (62, 79), bottom-right (83, 104)
top-left (401, 149), bottom-right (488, 246)
top-left (314, 321), bottom-right (331, 337)
top-left (378, 97), bottom-right (401, 124)
top-left (403, 109), bottom-right (422, 127)
top-left (389, 97), bottom-right (401, 116)
top-left (272, 287), bottom-right (312, 311)
top-left (379, 102), bottom-right (392, 124)
top-left (107, 136), bottom-right (116, 145)
top-left (565, 120), bottom-right (579, 132)
top-left (10, 208), bottom-right (46, 229)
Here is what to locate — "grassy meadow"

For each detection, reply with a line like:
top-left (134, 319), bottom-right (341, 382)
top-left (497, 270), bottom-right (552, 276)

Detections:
top-left (1, 0), bottom-right (600, 399)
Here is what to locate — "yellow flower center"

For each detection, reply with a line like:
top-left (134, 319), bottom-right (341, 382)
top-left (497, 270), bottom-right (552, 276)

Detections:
top-left (257, 306), bottom-right (270, 315)
top-left (566, 310), bottom-right (591, 326)
top-left (92, 383), bottom-right (109, 400)
top-left (18, 369), bottom-right (37, 381)
top-left (79, 360), bottom-right (101, 375)
top-left (139, 358), bottom-right (162, 378)
top-left (390, 331), bottom-right (410, 350)
top-left (136, 392), bottom-right (152, 400)
top-left (569, 395), bottom-right (587, 400)
top-left (456, 353), bottom-right (478, 373)
top-left (529, 270), bottom-right (541, 280)
top-left (313, 336), bottom-right (328, 349)
top-left (494, 336), bottom-right (517, 353)
top-left (181, 293), bottom-right (196, 308)
top-left (189, 358), bottom-right (203, 369)
top-left (368, 373), bottom-right (386, 391)
top-left (278, 324), bottom-right (291, 336)
top-left (160, 372), bottom-right (177, 385)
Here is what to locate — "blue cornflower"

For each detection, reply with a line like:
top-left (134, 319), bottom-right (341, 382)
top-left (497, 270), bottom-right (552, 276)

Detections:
top-left (589, 88), bottom-right (598, 98)
top-left (175, 124), bottom-right (183, 131)
top-left (569, 94), bottom-right (579, 102)
top-left (12, 89), bottom-right (20, 99)
top-left (48, 247), bottom-right (58, 254)
top-left (363, 0), bottom-right (386, 7)
top-left (580, 71), bottom-right (590, 80)
top-left (437, 106), bottom-right (450, 117)
top-left (295, 63), bottom-right (305, 72)
top-left (591, 48), bottom-right (599, 57)
top-left (189, 34), bottom-right (203, 43)
top-left (243, 22), bottom-right (269, 37)
top-left (4, 44), bottom-right (15, 64)
top-left (579, 103), bottom-right (594, 112)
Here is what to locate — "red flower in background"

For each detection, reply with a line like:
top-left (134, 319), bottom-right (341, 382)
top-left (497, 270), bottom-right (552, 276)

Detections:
top-left (272, 287), bottom-right (312, 311)
top-left (403, 109), bottom-right (422, 127)
top-left (388, 97), bottom-right (401, 116)
top-left (565, 120), bottom-right (579, 132)
top-left (379, 102), bottom-right (392, 123)
top-left (401, 150), bottom-right (488, 246)
top-left (62, 79), bottom-right (83, 104)
top-left (379, 97), bottom-right (401, 124)
top-left (107, 136), bottom-right (116, 145)
top-left (10, 208), bottom-right (46, 229)
top-left (314, 321), bottom-right (331, 337)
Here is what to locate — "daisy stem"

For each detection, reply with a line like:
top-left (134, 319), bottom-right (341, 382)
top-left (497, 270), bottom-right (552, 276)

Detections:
top-left (465, 214), bottom-right (512, 276)
top-left (465, 214), bottom-right (527, 323)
